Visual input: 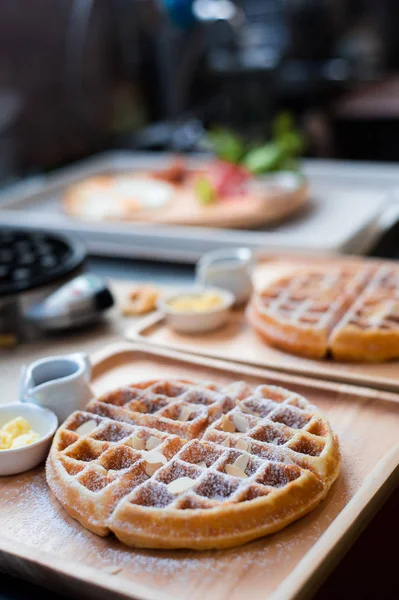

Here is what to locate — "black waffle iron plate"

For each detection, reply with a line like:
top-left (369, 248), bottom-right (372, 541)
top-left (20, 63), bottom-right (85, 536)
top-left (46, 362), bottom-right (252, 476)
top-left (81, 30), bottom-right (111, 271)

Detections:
top-left (0, 227), bottom-right (86, 342)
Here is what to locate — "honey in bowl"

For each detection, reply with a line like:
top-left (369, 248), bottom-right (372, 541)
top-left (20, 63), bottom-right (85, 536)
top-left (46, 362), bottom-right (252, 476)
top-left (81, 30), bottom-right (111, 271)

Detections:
top-left (167, 291), bottom-right (225, 313)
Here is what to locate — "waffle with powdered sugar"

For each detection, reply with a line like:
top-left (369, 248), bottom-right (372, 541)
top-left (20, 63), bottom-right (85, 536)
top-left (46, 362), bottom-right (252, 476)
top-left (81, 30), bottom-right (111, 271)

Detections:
top-left (248, 264), bottom-right (399, 361)
top-left (46, 379), bottom-right (340, 550)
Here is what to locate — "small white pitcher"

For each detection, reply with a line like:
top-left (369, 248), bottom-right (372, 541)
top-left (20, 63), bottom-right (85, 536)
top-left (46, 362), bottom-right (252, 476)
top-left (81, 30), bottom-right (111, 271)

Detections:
top-left (196, 247), bottom-right (254, 306)
top-left (21, 353), bottom-right (93, 422)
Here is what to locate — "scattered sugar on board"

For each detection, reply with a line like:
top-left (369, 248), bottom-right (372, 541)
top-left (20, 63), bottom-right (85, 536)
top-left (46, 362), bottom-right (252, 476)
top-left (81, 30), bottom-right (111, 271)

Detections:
top-left (1, 473), bottom-right (92, 553)
top-left (0, 471), bottom-right (306, 583)
top-left (0, 447), bottom-right (361, 591)
top-left (97, 537), bottom-right (280, 584)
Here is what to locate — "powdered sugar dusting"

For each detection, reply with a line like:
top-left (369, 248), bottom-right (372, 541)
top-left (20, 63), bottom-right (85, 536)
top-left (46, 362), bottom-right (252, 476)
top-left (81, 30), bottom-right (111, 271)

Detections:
top-left (0, 448), bottom-right (365, 600)
top-left (46, 380), bottom-right (343, 556)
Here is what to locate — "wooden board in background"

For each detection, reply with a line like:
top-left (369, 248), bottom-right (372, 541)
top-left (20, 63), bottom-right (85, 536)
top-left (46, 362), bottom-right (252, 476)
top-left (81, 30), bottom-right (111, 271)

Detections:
top-left (127, 255), bottom-right (399, 393)
top-left (0, 344), bottom-right (398, 600)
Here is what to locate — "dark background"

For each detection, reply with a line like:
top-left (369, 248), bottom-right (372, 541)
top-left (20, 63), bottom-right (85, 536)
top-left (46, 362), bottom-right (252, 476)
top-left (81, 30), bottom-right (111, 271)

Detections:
top-left (2, 0), bottom-right (399, 182)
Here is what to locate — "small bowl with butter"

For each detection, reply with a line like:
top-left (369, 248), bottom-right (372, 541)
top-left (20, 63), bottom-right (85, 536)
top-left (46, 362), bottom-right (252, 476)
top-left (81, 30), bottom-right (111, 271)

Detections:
top-left (158, 286), bottom-right (234, 333)
top-left (0, 403), bottom-right (58, 476)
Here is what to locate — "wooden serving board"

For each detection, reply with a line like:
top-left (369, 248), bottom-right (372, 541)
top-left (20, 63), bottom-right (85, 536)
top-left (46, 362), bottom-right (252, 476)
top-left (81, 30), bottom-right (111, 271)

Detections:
top-left (1, 343), bottom-right (398, 600)
top-left (63, 168), bottom-right (309, 230)
top-left (127, 255), bottom-right (399, 393)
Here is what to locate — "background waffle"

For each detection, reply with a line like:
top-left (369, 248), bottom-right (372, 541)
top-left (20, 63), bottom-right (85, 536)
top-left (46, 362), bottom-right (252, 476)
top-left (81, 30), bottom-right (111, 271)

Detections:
top-left (248, 265), bottom-right (399, 361)
top-left (46, 379), bottom-right (340, 550)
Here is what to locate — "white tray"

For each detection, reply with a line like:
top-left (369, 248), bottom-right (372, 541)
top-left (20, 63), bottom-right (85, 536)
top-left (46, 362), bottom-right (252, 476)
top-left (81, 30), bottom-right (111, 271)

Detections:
top-left (1, 151), bottom-right (399, 263)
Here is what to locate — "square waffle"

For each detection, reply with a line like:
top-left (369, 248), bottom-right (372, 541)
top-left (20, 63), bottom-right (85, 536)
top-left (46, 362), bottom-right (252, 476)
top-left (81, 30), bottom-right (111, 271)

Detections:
top-left (247, 265), bottom-right (399, 361)
top-left (46, 379), bottom-right (340, 550)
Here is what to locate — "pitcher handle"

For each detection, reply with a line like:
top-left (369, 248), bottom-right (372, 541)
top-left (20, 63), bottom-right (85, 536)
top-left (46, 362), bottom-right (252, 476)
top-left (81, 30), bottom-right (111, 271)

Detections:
top-left (19, 363), bottom-right (38, 403)
top-left (70, 352), bottom-right (92, 383)
top-left (19, 364), bottom-right (29, 403)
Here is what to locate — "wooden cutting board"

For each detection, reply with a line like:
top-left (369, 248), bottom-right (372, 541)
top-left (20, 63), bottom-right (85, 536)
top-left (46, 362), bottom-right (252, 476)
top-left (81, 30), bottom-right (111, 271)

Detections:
top-left (127, 255), bottom-right (399, 393)
top-left (0, 343), bottom-right (398, 600)
top-left (63, 170), bottom-right (308, 229)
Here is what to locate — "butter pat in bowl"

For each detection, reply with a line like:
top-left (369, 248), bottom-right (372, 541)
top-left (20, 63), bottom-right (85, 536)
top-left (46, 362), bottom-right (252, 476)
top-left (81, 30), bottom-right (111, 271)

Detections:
top-left (0, 403), bottom-right (58, 476)
top-left (158, 287), bottom-right (234, 333)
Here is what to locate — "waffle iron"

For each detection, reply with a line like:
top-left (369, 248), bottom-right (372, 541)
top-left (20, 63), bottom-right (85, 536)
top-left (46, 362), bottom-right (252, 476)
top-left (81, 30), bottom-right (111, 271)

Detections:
top-left (0, 227), bottom-right (113, 344)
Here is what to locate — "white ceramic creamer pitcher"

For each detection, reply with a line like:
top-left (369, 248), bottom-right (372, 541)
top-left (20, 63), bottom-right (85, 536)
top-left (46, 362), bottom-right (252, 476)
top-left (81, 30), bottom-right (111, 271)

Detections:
top-left (21, 353), bottom-right (93, 422)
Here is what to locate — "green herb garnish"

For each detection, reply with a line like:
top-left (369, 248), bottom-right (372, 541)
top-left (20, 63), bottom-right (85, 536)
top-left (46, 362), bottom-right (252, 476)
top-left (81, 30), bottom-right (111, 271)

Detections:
top-left (207, 112), bottom-right (305, 175)
top-left (207, 128), bottom-right (246, 164)
top-left (194, 177), bottom-right (217, 205)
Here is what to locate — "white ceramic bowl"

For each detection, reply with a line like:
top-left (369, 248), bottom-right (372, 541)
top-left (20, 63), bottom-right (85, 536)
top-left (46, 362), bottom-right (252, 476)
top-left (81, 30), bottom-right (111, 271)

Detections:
top-left (158, 286), bottom-right (235, 334)
top-left (0, 403), bottom-right (58, 476)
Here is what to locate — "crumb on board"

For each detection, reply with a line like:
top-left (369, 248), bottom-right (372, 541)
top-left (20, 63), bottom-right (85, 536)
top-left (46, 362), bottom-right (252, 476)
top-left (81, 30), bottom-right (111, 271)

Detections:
top-left (102, 565), bottom-right (123, 575)
top-left (121, 285), bottom-right (159, 316)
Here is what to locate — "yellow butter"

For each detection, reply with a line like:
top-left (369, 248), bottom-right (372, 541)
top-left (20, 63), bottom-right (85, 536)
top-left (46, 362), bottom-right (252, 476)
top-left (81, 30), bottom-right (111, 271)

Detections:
top-left (11, 432), bottom-right (41, 449)
top-left (0, 417), bottom-right (41, 450)
top-left (0, 430), bottom-right (12, 450)
top-left (167, 292), bottom-right (224, 313)
top-left (3, 416), bottom-right (31, 437)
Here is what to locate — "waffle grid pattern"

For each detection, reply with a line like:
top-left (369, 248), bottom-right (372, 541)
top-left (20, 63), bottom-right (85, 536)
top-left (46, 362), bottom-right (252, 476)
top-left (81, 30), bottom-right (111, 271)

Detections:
top-left (249, 264), bottom-right (399, 361)
top-left (255, 267), bottom-right (371, 330)
top-left (122, 384), bottom-right (329, 511)
top-left (339, 266), bottom-right (399, 331)
top-left (86, 380), bottom-right (235, 439)
top-left (54, 412), bottom-right (185, 494)
top-left (47, 379), bottom-right (340, 549)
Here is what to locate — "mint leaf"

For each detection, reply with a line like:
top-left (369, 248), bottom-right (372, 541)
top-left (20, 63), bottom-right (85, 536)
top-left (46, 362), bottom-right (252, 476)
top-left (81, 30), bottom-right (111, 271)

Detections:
top-left (207, 128), bottom-right (246, 164)
top-left (242, 143), bottom-right (284, 174)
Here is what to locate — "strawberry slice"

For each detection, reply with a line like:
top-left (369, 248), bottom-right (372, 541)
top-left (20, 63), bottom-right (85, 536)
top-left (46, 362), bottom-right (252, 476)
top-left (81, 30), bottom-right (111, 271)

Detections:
top-left (207, 161), bottom-right (251, 199)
